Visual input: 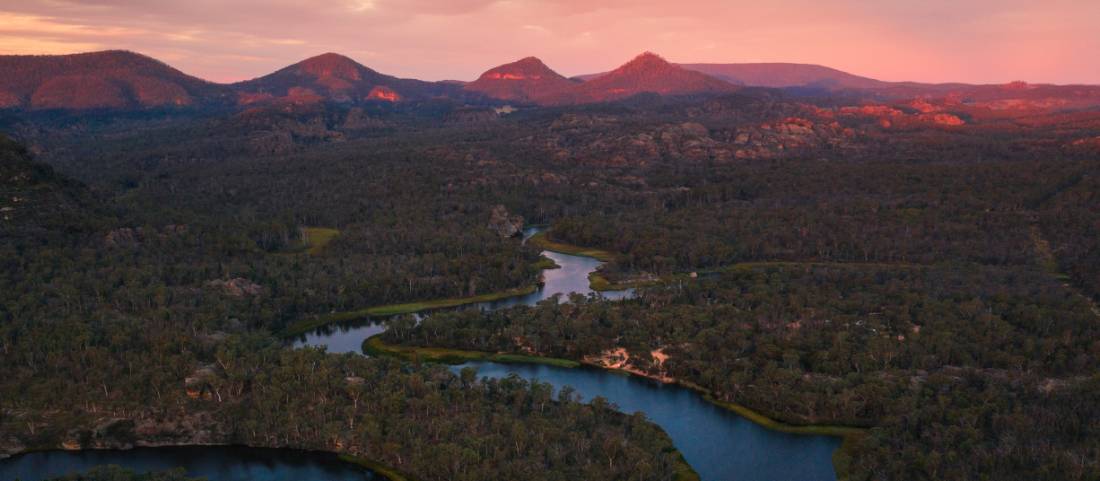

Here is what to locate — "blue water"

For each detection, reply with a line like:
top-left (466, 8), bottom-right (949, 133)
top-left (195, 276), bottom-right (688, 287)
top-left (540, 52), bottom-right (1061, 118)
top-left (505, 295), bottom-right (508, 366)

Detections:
top-left (291, 227), bottom-right (841, 481)
top-left (292, 227), bottom-right (633, 354)
top-left (457, 362), bottom-right (840, 481)
top-left (0, 446), bottom-right (376, 481)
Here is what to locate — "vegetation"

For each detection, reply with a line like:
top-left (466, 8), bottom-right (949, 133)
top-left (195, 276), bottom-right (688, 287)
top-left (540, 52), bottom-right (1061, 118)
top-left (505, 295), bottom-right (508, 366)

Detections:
top-left (388, 263), bottom-right (1100, 480)
top-left (364, 334), bottom-right (579, 367)
top-left (3, 81), bottom-right (1100, 481)
top-left (528, 231), bottom-right (617, 262)
top-left (47, 466), bottom-right (203, 481)
top-left (302, 226), bottom-right (340, 255)
top-left (282, 285), bottom-right (538, 337)
top-left (0, 136), bottom-right (682, 481)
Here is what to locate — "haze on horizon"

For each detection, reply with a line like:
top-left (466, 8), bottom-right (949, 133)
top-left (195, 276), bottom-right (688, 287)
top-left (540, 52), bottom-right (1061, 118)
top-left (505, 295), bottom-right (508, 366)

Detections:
top-left (0, 0), bottom-right (1097, 85)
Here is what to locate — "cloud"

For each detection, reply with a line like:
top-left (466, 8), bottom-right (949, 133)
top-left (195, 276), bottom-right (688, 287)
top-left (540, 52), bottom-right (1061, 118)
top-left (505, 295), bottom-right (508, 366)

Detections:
top-left (0, 0), bottom-right (1096, 84)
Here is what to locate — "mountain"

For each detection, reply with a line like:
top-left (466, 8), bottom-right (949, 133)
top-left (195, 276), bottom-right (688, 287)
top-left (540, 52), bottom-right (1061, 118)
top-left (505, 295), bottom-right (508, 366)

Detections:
top-left (576, 61), bottom-right (887, 90)
top-left (676, 62), bottom-right (887, 89)
top-left (233, 53), bottom-right (462, 104)
top-left (5, 50), bottom-right (1099, 112)
top-left (0, 50), bottom-right (230, 110)
top-left (463, 57), bottom-right (578, 103)
top-left (548, 52), bottom-right (737, 105)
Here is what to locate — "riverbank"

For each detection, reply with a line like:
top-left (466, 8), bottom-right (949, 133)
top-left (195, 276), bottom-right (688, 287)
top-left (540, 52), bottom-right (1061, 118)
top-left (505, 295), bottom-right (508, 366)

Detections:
top-left (364, 335), bottom-right (700, 481)
top-left (282, 285), bottom-right (540, 338)
top-left (528, 231), bottom-right (652, 292)
top-left (527, 231), bottom-right (617, 262)
top-left (363, 335), bottom-right (579, 368)
top-left (2, 444), bottom-right (413, 481)
top-left (339, 454), bottom-right (416, 481)
top-left (571, 360), bottom-right (865, 481)
top-left (366, 335), bottom-right (864, 481)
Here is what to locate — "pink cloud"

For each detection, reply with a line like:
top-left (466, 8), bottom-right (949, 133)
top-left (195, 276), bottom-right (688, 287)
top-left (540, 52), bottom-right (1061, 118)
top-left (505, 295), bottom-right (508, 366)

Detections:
top-left (0, 0), bottom-right (1097, 84)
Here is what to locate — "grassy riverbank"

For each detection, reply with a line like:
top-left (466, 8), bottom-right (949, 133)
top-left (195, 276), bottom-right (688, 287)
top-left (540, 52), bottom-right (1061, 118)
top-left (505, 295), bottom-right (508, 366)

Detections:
top-left (528, 231), bottom-right (647, 292)
top-left (339, 454), bottom-right (418, 481)
top-left (528, 231), bottom-right (617, 262)
top-left (363, 335), bottom-right (579, 368)
top-left (282, 285), bottom-right (539, 338)
top-left (369, 335), bottom-right (864, 480)
top-left (364, 335), bottom-right (698, 481)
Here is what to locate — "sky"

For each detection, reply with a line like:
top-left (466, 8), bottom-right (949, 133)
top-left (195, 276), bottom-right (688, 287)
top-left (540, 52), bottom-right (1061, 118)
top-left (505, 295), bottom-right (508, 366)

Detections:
top-left (0, 0), bottom-right (1097, 85)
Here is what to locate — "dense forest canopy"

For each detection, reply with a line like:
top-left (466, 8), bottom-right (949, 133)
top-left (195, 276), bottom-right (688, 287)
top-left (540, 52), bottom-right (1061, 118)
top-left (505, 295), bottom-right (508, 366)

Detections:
top-left (2, 84), bottom-right (1099, 481)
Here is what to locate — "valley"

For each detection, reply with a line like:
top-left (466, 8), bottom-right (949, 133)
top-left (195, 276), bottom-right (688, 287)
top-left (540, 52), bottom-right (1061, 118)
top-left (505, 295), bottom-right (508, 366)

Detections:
top-left (1, 44), bottom-right (1099, 481)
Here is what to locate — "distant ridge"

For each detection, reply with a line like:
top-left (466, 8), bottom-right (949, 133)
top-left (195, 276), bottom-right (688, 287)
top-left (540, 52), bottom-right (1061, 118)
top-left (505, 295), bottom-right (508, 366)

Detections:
top-left (0, 50), bottom-right (229, 110)
top-left (576, 61), bottom-right (886, 90)
top-left (2, 50), bottom-right (1100, 111)
top-left (233, 52), bottom-right (462, 104)
top-left (538, 52), bottom-right (737, 105)
top-left (677, 62), bottom-right (886, 89)
top-left (463, 56), bottom-right (578, 103)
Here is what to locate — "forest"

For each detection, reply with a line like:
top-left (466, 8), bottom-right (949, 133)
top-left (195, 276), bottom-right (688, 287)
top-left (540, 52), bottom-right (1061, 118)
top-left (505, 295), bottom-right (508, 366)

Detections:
top-left (2, 87), bottom-right (1099, 480)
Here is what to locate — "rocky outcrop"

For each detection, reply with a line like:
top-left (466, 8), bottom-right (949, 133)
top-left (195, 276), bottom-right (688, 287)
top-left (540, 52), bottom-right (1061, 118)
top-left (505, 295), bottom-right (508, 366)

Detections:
top-left (730, 116), bottom-right (850, 159)
top-left (205, 278), bottom-right (262, 298)
top-left (2, 412), bottom-right (230, 458)
top-left (240, 112), bottom-right (345, 154)
top-left (838, 103), bottom-right (965, 128)
top-left (104, 225), bottom-right (187, 247)
top-left (341, 107), bottom-right (388, 130)
top-left (920, 113), bottom-right (965, 126)
top-left (366, 85), bottom-right (400, 102)
top-left (487, 205), bottom-right (524, 238)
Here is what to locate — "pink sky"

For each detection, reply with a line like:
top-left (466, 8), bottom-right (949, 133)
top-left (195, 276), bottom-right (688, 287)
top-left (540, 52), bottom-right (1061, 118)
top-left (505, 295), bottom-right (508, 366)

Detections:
top-left (0, 0), bottom-right (1097, 85)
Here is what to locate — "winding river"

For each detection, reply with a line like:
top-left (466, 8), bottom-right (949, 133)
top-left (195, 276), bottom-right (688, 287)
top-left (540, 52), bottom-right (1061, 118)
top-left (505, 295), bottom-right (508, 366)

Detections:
top-left (294, 227), bottom-right (842, 481)
top-left (291, 227), bottom-right (632, 354)
top-left (0, 446), bottom-right (377, 481)
top-left (1, 228), bottom-right (840, 480)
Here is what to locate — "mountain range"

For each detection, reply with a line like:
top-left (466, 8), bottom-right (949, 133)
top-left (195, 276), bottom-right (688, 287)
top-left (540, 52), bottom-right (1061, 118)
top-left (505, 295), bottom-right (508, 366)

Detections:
top-left (1, 49), bottom-right (1099, 112)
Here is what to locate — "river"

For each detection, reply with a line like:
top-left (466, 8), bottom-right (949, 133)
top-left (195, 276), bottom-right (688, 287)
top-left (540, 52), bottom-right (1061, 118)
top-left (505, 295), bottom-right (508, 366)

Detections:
top-left (291, 227), bottom-right (633, 354)
top-left (293, 227), bottom-right (842, 481)
top-left (0, 446), bottom-right (377, 481)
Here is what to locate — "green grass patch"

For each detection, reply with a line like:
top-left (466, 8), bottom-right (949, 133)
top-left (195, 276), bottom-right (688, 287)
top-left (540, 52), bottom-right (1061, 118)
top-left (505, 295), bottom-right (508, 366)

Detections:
top-left (668, 448), bottom-right (701, 481)
top-left (701, 394), bottom-right (864, 438)
top-left (302, 227), bottom-right (340, 255)
top-left (363, 335), bottom-right (579, 368)
top-left (532, 254), bottom-right (561, 270)
top-left (488, 353), bottom-right (579, 368)
top-left (281, 285), bottom-right (538, 337)
top-left (338, 454), bottom-right (416, 481)
top-left (588, 272), bottom-right (616, 291)
top-left (528, 231), bottom-right (616, 262)
top-left (588, 272), bottom-right (661, 292)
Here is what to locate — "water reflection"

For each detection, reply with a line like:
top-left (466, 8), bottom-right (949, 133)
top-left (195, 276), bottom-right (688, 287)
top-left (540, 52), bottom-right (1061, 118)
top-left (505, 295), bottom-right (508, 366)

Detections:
top-left (0, 446), bottom-right (376, 481)
top-left (457, 362), bottom-right (840, 481)
top-left (293, 228), bottom-right (632, 354)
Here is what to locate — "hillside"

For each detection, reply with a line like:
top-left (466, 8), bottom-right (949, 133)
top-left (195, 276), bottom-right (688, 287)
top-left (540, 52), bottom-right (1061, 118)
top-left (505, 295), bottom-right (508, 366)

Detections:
top-left (0, 135), bottom-right (100, 238)
top-left (677, 62), bottom-right (886, 89)
top-left (463, 57), bottom-right (578, 103)
top-left (232, 52), bottom-right (463, 104)
top-left (547, 52), bottom-right (737, 105)
top-left (0, 50), bottom-right (229, 110)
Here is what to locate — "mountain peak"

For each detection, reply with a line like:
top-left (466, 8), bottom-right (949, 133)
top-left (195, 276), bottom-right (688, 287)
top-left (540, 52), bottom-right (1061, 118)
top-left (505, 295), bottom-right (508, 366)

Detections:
top-left (296, 53), bottom-right (365, 80)
top-left (465, 56), bottom-right (575, 102)
top-left (0, 49), bottom-right (222, 110)
top-left (557, 51), bottom-right (736, 104)
top-left (619, 52), bottom-right (672, 70)
top-left (476, 56), bottom-right (563, 81)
